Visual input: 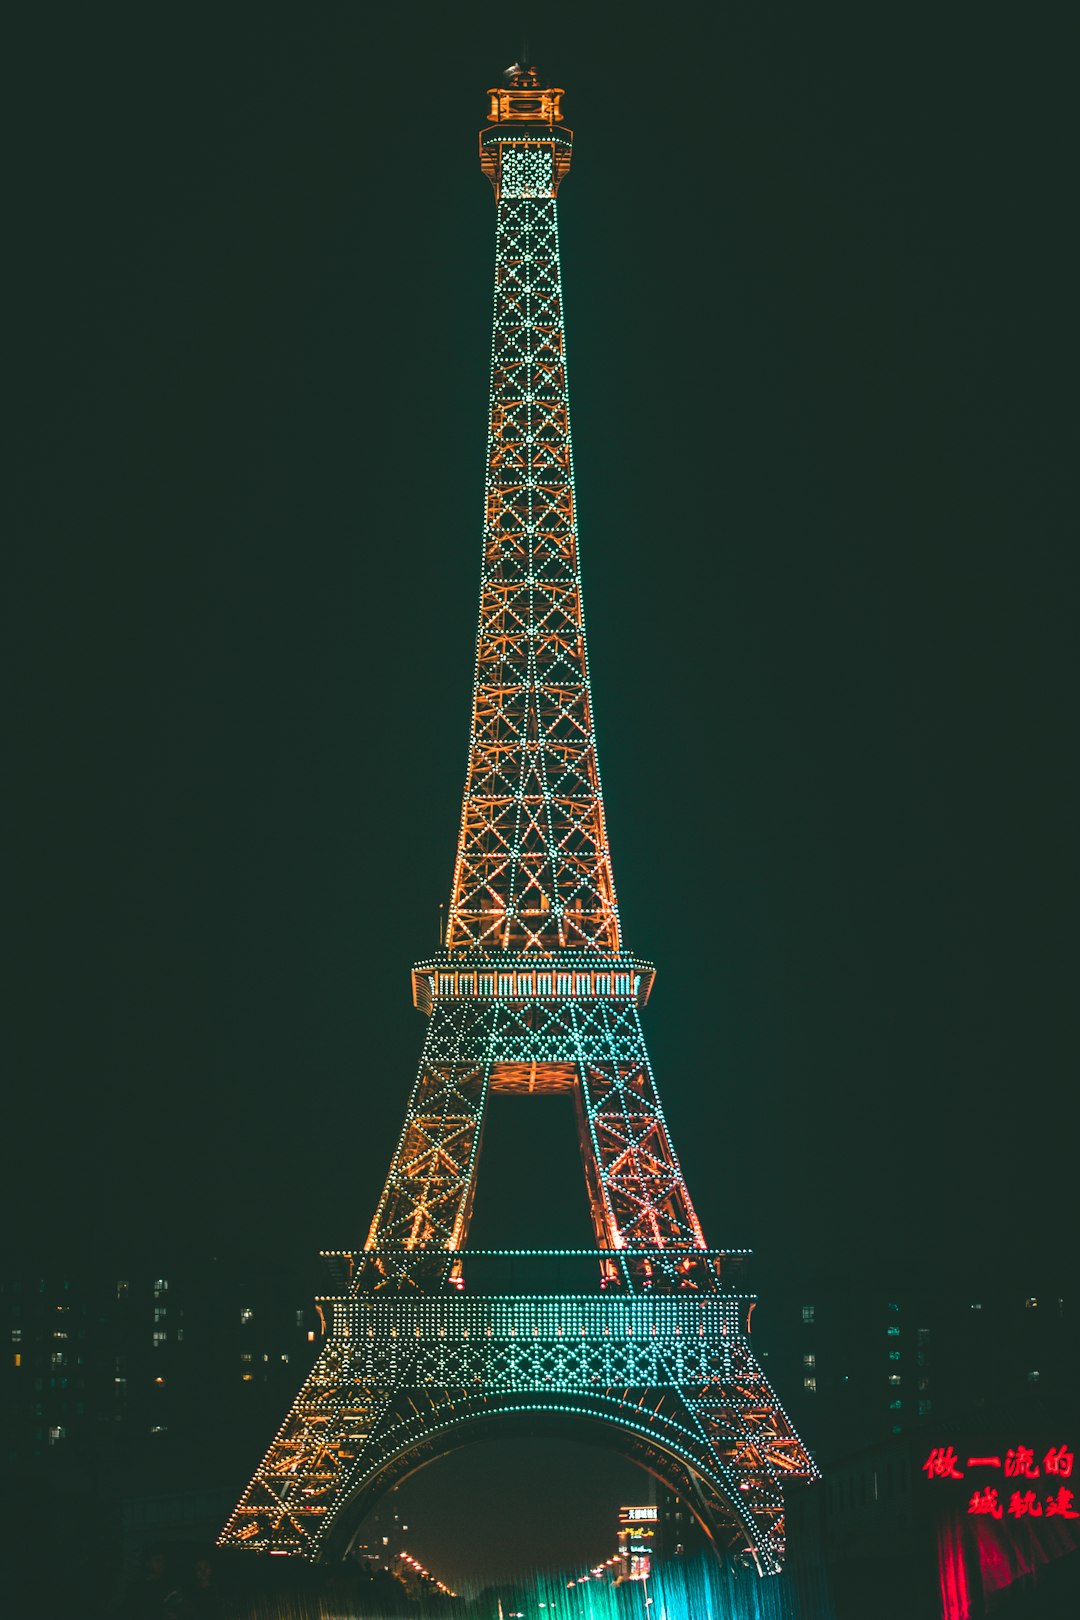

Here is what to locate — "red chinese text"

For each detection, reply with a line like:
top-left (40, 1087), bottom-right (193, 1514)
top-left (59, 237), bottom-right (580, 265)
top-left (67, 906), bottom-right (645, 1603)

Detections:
top-left (923, 1446), bottom-right (964, 1481)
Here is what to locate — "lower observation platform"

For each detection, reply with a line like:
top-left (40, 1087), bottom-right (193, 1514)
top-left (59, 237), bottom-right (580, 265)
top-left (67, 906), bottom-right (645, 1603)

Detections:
top-left (220, 1250), bottom-right (813, 1573)
top-left (320, 1290), bottom-right (756, 1386)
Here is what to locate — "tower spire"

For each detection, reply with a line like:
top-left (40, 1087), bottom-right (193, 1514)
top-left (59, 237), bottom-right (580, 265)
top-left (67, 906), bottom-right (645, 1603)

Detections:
top-left (451, 74), bottom-right (611, 953)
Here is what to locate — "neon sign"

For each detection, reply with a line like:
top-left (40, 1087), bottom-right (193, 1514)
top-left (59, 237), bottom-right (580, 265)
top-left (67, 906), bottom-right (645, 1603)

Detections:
top-left (931, 1438), bottom-right (1080, 1619)
top-left (922, 1444), bottom-right (1077, 1519)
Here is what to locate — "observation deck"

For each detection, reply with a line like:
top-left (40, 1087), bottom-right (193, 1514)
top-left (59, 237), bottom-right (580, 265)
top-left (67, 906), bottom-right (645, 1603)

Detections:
top-left (411, 951), bottom-right (656, 1013)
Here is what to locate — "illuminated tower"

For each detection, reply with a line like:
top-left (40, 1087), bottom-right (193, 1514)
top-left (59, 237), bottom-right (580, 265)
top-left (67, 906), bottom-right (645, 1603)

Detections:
top-left (219, 67), bottom-right (816, 1575)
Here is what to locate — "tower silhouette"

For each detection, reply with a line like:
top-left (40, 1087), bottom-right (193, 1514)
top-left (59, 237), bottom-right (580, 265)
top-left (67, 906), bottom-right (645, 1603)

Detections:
top-left (219, 67), bottom-right (815, 1575)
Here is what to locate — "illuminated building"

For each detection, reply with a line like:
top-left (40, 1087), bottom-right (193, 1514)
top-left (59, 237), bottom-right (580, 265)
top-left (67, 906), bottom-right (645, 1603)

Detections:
top-left (613, 1492), bottom-right (707, 1577)
top-left (618, 1503), bottom-right (659, 1580)
top-left (0, 1263), bottom-right (315, 1467)
top-left (217, 66), bottom-right (814, 1576)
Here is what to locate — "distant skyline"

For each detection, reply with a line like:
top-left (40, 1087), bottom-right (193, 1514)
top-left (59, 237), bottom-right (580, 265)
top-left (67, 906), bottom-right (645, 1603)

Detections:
top-left (9, 1), bottom-right (1075, 1318)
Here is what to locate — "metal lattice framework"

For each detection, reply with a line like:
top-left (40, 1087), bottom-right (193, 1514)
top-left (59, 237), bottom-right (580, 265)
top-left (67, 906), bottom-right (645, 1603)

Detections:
top-left (220, 67), bottom-right (816, 1576)
top-left (449, 89), bottom-right (612, 957)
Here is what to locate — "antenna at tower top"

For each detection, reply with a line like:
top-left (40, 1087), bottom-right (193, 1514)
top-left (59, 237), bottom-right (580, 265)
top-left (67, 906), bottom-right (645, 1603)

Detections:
top-left (503, 61), bottom-right (540, 86)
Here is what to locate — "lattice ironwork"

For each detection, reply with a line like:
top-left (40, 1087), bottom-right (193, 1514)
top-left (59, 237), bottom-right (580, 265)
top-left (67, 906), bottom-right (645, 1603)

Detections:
top-left (449, 84), bottom-right (613, 956)
top-left (220, 66), bottom-right (816, 1577)
top-left (221, 1287), bottom-right (807, 1570)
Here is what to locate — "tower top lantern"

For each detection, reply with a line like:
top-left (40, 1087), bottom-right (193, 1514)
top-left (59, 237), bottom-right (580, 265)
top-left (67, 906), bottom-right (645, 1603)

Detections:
top-left (485, 64), bottom-right (565, 126)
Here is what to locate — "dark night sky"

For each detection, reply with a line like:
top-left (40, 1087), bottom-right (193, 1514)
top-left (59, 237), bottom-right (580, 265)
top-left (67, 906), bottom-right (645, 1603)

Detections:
top-left (6, 2), bottom-right (1078, 1572)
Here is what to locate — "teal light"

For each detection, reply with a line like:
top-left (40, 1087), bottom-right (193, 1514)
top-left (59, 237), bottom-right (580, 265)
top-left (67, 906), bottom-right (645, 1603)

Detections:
top-left (218, 1553), bottom-right (833, 1618)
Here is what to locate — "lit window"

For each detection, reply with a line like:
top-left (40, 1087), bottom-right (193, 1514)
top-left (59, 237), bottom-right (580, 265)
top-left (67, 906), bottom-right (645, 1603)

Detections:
top-left (152, 1330), bottom-right (167, 1347)
top-left (116, 1281), bottom-right (129, 1299)
top-left (242, 1373), bottom-right (253, 1383)
top-left (307, 1330), bottom-right (315, 1342)
top-left (888, 1350), bottom-right (901, 1362)
top-left (281, 1353), bottom-right (289, 1364)
top-left (802, 1353), bottom-right (816, 1368)
top-left (801, 1306), bottom-right (815, 1324)
top-left (889, 1399), bottom-right (902, 1411)
top-left (918, 1399), bottom-right (932, 1416)
top-left (886, 1326), bottom-right (900, 1337)
top-left (916, 1327), bottom-right (931, 1346)
top-left (153, 1279), bottom-right (168, 1298)
top-left (13, 1354), bottom-right (20, 1368)
top-left (887, 1302), bottom-right (900, 1313)
top-left (10, 1329), bottom-right (22, 1344)
top-left (1027, 1370), bottom-right (1040, 1384)
top-left (971, 1302), bottom-right (982, 1311)
top-left (240, 1307), bottom-right (254, 1325)
top-left (295, 1310), bottom-right (304, 1329)
top-left (48, 1425), bottom-right (66, 1445)
top-left (803, 1376), bottom-right (817, 1392)
top-left (241, 1353), bottom-right (253, 1364)
top-left (1024, 1297), bottom-right (1038, 1309)
top-left (153, 1307), bottom-right (167, 1322)
top-left (887, 1374), bottom-right (901, 1386)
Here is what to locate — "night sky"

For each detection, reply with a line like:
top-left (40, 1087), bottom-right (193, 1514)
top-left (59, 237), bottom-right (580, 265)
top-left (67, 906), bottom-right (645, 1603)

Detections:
top-left (7, 0), bottom-right (1078, 1582)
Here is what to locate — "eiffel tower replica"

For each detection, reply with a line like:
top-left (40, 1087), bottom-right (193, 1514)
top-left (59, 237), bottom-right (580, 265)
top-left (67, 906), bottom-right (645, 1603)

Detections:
top-left (219, 65), bottom-right (816, 1576)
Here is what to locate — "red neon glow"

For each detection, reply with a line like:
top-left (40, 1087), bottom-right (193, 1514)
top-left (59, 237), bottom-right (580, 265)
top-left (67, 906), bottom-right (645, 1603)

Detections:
top-left (924, 1446), bottom-right (965, 1480)
top-left (936, 1513), bottom-right (972, 1620)
top-left (935, 1449), bottom-right (1080, 1616)
top-left (968, 1485), bottom-right (1077, 1520)
top-left (928, 1442), bottom-right (1075, 1489)
top-left (973, 1517), bottom-right (1016, 1594)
